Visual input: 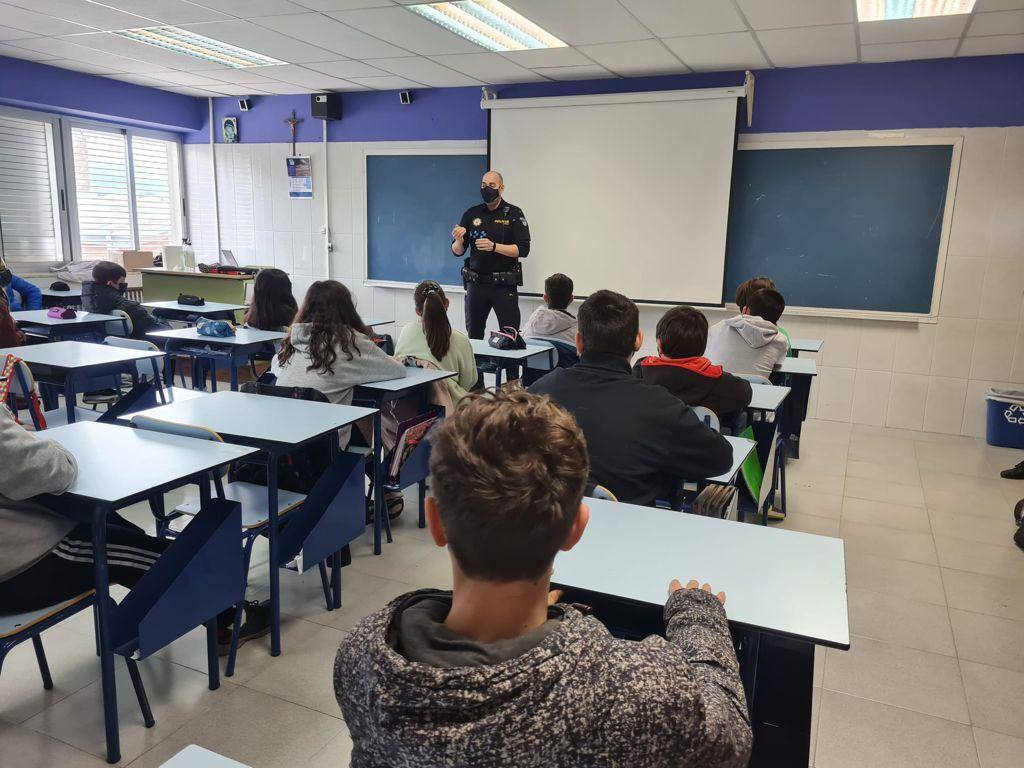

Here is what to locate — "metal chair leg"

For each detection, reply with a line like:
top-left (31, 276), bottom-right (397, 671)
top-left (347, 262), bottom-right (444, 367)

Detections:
top-left (332, 552), bottom-right (342, 610)
top-left (418, 480), bottom-right (427, 529)
top-left (318, 561), bottom-right (333, 611)
top-left (224, 601), bottom-right (246, 679)
top-left (125, 658), bottom-right (155, 728)
top-left (205, 620), bottom-right (220, 691)
top-left (31, 636), bottom-right (53, 690)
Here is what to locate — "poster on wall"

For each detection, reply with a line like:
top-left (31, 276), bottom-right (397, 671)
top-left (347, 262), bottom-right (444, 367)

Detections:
top-left (286, 156), bottom-right (312, 199)
top-left (222, 117), bottom-right (239, 143)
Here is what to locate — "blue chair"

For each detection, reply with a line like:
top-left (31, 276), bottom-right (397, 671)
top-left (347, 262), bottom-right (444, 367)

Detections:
top-left (0, 591), bottom-right (154, 727)
top-left (130, 414), bottom-right (365, 678)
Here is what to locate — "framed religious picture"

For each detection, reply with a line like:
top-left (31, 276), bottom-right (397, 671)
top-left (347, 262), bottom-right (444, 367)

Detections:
top-left (222, 117), bottom-right (239, 144)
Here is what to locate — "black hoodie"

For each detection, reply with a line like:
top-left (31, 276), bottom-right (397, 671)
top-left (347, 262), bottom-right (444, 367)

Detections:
top-left (82, 281), bottom-right (166, 340)
top-left (528, 352), bottom-right (733, 506)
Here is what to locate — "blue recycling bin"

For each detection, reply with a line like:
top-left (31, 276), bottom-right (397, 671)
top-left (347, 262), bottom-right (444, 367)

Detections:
top-left (986, 389), bottom-right (1024, 449)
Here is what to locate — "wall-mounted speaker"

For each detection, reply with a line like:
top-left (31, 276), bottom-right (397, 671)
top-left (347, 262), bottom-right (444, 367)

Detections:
top-left (311, 93), bottom-right (342, 121)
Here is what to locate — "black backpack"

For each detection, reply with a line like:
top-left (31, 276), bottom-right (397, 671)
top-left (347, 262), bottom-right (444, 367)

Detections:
top-left (230, 381), bottom-right (332, 494)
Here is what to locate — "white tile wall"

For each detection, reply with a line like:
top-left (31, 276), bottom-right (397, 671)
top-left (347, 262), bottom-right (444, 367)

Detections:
top-left (184, 126), bottom-right (1024, 437)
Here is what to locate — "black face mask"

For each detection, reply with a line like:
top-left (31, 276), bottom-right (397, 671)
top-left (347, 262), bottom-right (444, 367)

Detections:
top-left (480, 185), bottom-right (500, 204)
top-left (117, 283), bottom-right (128, 295)
top-left (0, 269), bottom-right (10, 288)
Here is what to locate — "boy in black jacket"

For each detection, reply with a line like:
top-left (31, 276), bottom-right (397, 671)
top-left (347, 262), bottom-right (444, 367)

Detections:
top-left (529, 290), bottom-right (732, 507)
top-left (83, 261), bottom-right (169, 340)
top-left (634, 306), bottom-right (752, 426)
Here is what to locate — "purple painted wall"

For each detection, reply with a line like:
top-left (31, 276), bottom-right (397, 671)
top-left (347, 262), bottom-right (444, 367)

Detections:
top-left (188, 54), bottom-right (1024, 145)
top-left (190, 86), bottom-right (485, 144)
top-left (0, 56), bottom-right (203, 133)
top-left (2, 52), bottom-right (1021, 142)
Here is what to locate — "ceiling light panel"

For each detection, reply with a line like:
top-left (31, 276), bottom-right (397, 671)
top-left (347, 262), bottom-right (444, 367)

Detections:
top-left (856, 0), bottom-right (976, 21)
top-left (113, 26), bottom-right (285, 68)
top-left (408, 1), bottom-right (567, 52)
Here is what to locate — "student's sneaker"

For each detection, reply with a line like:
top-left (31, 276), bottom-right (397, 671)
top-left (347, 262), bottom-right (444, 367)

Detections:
top-left (364, 492), bottom-right (405, 523)
top-left (217, 600), bottom-right (271, 656)
top-left (1001, 460), bottom-right (1024, 480)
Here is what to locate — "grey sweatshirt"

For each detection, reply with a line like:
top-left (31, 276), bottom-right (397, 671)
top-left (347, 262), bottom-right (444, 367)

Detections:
top-left (706, 315), bottom-right (789, 378)
top-left (334, 587), bottom-right (752, 768)
top-left (521, 306), bottom-right (577, 345)
top-left (270, 324), bottom-right (406, 446)
top-left (0, 406), bottom-right (77, 584)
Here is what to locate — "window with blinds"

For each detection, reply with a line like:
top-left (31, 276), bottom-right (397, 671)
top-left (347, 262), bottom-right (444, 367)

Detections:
top-left (70, 126), bottom-right (134, 261)
top-left (0, 114), bottom-right (64, 263)
top-left (132, 135), bottom-right (181, 253)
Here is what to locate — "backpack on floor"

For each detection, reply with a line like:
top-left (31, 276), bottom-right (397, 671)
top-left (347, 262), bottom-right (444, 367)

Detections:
top-left (1014, 499), bottom-right (1024, 552)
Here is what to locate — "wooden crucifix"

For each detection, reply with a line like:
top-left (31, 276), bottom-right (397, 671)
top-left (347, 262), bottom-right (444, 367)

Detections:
top-left (284, 109), bottom-right (303, 155)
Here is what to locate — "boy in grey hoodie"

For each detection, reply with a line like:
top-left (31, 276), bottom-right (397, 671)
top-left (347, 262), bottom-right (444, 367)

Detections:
top-left (521, 273), bottom-right (577, 344)
top-left (706, 288), bottom-right (788, 378)
top-left (334, 389), bottom-right (752, 768)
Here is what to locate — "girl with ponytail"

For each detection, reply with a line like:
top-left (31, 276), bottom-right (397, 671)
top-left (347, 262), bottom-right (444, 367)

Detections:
top-left (396, 280), bottom-right (478, 403)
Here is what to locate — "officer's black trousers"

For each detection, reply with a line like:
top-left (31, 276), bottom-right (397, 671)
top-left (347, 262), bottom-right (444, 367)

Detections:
top-left (464, 283), bottom-right (521, 339)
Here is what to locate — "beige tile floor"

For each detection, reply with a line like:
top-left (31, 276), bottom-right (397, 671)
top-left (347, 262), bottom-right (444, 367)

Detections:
top-left (2, 418), bottom-right (1023, 767)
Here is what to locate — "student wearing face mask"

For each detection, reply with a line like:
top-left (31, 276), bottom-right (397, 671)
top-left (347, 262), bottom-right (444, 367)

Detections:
top-left (82, 261), bottom-right (170, 340)
top-left (451, 170), bottom-right (531, 339)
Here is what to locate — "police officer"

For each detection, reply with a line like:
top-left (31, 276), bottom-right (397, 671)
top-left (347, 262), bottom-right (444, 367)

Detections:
top-left (451, 170), bottom-right (531, 339)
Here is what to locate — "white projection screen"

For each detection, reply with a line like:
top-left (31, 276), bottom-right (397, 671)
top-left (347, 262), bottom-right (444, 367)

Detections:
top-left (487, 90), bottom-right (742, 305)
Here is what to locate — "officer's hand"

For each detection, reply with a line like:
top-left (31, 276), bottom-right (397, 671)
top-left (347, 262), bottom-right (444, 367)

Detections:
top-left (451, 226), bottom-right (467, 241)
top-left (475, 238), bottom-right (495, 252)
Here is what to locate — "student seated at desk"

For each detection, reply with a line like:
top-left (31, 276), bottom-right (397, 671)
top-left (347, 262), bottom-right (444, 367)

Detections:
top-left (0, 290), bottom-right (24, 348)
top-left (0, 405), bottom-right (270, 646)
top-left (733, 276), bottom-right (791, 352)
top-left (522, 272), bottom-right (577, 345)
top-left (634, 305), bottom-right (752, 426)
top-left (244, 267), bottom-right (297, 331)
top-left (529, 290), bottom-right (731, 507)
top-left (333, 390), bottom-right (752, 768)
top-left (706, 288), bottom-right (788, 379)
top-left (395, 281), bottom-right (477, 403)
top-left (271, 280), bottom-right (406, 448)
top-left (1, 257), bottom-right (42, 312)
top-left (83, 261), bottom-right (170, 340)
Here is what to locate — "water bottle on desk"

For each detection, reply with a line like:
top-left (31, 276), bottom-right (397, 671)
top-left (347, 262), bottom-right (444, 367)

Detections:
top-left (182, 238), bottom-right (196, 272)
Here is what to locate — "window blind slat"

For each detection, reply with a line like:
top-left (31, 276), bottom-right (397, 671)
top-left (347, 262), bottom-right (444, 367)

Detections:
top-left (0, 115), bottom-right (62, 263)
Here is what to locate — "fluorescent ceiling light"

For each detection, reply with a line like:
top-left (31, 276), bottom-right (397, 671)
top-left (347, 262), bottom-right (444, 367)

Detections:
top-left (113, 26), bottom-right (285, 68)
top-left (408, 1), bottom-right (567, 52)
top-left (857, 0), bottom-right (975, 22)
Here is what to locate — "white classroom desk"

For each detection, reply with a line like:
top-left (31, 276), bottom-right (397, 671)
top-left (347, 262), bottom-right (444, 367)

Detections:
top-left (0, 340), bottom-right (165, 423)
top-left (143, 300), bottom-right (248, 316)
top-left (148, 326), bottom-right (286, 346)
top-left (131, 390), bottom-right (376, 659)
top-left (354, 367), bottom-right (457, 554)
top-left (470, 338), bottom-right (555, 386)
top-left (747, 383), bottom-right (791, 412)
top-left (552, 496), bottom-right (848, 767)
top-left (161, 746), bottom-right (251, 768)
top-left (40, 421), bottom-right (257, 764)
top-left (39, 287), bottom-right (82, 307)
top-left (116, 386), bottom-right (209, 419)
top-left (148, 326), bottom-right (286, 391)
top-left (774, 357), bottom-right (818, 376)
top-left (707, 435), bottom-right (756, 485)
top-left (554, 497), bottom-right (849, 648)
top-left (12, 309), bottom-right (125, 339)
top-left (789, 338), bottom-right (823, 356)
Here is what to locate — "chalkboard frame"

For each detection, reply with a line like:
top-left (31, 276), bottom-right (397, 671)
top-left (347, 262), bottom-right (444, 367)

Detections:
top-left (730, 134), bottom-right (963, 323)
top-left (362, 142), bottom-right (487, 294)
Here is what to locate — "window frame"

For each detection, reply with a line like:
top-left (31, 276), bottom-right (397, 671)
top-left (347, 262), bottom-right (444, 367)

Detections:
top-left (0, 105), bottom-right (73, 268)
top-left (0, 105), bottom-right (187, 271)
top-left (62, 117), bottom-right (187, 263)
